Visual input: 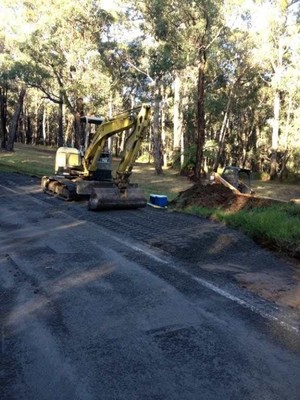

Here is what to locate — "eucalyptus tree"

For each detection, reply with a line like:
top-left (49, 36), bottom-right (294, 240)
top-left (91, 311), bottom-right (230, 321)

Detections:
top-left (0, 0), bottom-right (61, 148)
top-left (24, 0), bottom-right (115, 146)
top-left (1, 0), bottom-right (116, 148)
top-left (98, 2), bottom-right (174, 172)
top-left (0, 42), bottom-right (9, 149)
top-left (249, 0), bottom-right (300, 178)
top-left (209, 23), bottom-right (263, 171)
top-left (133, 0), bottom-right (227, 178)
top-left (0, 8), bottom-right (28, 150)
top-left (0, 58), bottom-right (31, 152)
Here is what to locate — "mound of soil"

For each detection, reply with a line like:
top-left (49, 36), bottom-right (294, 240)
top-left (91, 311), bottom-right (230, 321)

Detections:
top-left (171, 183), bottom-right (236, 209)
top-left (171, 182), bottom-right (287, 213)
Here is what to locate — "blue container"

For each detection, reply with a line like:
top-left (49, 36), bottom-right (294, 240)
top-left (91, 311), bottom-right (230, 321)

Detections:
top-left (150, 194), bottom-right (168, 207)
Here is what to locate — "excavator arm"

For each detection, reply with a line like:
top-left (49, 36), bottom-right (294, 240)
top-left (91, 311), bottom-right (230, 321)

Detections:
top-left (86, 103), bottom-right (151, 210)
top-left (82, 104), bottom-right (151, 177)
top-left (114, 104), bottom-right (151, 188)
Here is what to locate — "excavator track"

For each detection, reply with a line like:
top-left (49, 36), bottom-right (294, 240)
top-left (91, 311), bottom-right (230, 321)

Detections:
top-left (41, 176), bottom-right (146, 209)
top-left (41, 176), bottom-right (78, 201)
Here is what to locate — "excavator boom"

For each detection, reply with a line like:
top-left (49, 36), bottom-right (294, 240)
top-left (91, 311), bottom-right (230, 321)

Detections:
top-left (87, 104), bottom-right (151, 210)
top-left (82, 107), bottom-right (139, 174)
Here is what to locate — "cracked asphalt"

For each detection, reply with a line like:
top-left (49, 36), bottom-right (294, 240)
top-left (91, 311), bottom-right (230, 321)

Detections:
top-left (0, 172), bottom-right (300, 400)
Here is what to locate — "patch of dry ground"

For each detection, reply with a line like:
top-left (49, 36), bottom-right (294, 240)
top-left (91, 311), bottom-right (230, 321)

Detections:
top-left (253, 180), bottom-right (300, 202)
top-left (235, 272), bottom-right (300, 309)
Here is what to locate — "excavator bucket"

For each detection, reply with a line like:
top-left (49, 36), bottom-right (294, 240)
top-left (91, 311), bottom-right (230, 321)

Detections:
top-left (88, 185), bottom-right (147, 210)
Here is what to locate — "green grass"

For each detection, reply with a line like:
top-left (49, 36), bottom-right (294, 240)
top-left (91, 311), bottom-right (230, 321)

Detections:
top-left (0, 144), bottom-right (56, 176)
top-left (184, 204), bottom-right (300, 257)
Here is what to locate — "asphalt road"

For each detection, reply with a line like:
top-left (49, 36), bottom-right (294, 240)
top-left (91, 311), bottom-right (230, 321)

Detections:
top-left (1, 172), bottom-right (300, 400)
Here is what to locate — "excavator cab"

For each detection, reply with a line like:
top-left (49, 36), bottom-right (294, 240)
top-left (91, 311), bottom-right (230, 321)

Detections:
top-left (55, 147), bottom-right (82, 175)
top-left (54, 116), bottom-right (112, 180)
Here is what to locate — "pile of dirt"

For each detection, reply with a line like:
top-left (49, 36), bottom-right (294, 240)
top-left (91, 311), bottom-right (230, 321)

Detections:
top-left (171, 182), bottom-right (287, 213)
top-left (170, 183), bottom-right (235, 209)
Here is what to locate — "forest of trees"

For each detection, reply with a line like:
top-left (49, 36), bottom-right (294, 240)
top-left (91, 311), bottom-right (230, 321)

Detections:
top-left (1, 0), bottom-right (300, 181)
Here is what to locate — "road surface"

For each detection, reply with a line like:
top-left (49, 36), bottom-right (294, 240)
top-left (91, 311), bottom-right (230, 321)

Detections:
top-left (1, 173), bottom-right (300, 400)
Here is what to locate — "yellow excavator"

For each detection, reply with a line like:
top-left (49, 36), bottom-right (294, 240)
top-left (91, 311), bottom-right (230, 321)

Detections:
top-left (41, 104), bottom-right (151, 210)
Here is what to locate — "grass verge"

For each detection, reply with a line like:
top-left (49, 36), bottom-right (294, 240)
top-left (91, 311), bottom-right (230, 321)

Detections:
top-left (0, 144), bottom-right (55, 176)
top-left (183, 204), bottom-right (300, 258)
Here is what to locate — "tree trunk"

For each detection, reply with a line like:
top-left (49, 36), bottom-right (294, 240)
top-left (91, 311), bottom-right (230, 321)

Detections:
top-left (270, 89), bottom-right (280, 179)
top-left (119, 132), bottom-right (126, 154)
top-left (6, 87), bottom-right (26, 151)
top-left (57, 91), bottom-right (64, 147)
top-left (213, 94), bottom-right (232, 171)
top-left (65, 113), bottom-right (75, 147)
top-left (18, 111), bottom-right (25, 144)
top-left (212, 68), bottom-right (247, 172)
top-left (152, 84), bottom-right (163, 175)
top-left (283, 94), bottom-right (292, 150)
top-left (26, 115), bottom-right (33, 144)
top-left (107, 88), bottom-right (113, 152)
top-left (74, 97), bottom-right (84, 149)
top-left (194, 48), bottom-right (206, 179)
top-left (278, 150), bottom-right (289, 181)
top-left (161, 84), bottom-right (168, 167)
top-left (42, 107), bottom-right (47, 145)
top-left (173, 72), bottom-right (183, 168)
top-left (270, 36), bottom-right (283, 180)
top-left (32, 100), bottom-right (39, 145)
top-left (0, 87), bottom-right (8, 149)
